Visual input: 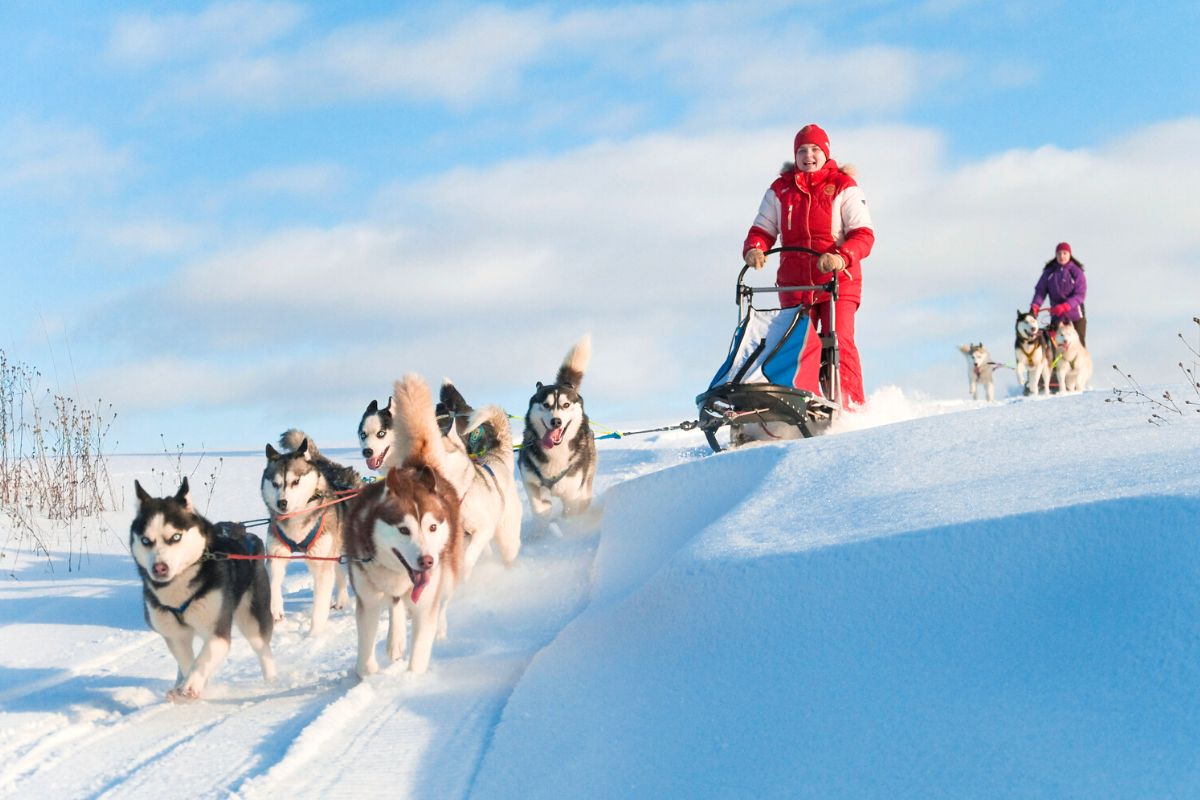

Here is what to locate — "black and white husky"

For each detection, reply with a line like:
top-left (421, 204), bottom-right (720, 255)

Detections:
top-left (260, 430), bottom-right (359, 635)
top-left (518, 335), bottom-right (597, 522)
top-left (130, 478), bottom-right (275, 701)
top-left (1014, 310), bottom-right (1051, 396)
top-left (357, 397), bottom-right (395, 473)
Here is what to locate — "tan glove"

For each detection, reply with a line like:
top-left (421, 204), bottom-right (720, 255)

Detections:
top-left (744, 248), bottom-right (766, 270)
top-left (817, 253), bottom-right (845, 273)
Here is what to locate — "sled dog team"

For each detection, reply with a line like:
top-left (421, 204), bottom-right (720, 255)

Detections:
top-left (958, 313), bottom-right (1092, 401)
top-left (130, 337), bottom-right (596, 700)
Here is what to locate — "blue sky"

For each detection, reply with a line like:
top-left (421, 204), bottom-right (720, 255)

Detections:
top-left (2, 1), bottom-right (1198, 452)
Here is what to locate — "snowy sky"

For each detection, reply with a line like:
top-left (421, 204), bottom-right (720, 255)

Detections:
top-left (2, 1), bottom-right (1199, 452)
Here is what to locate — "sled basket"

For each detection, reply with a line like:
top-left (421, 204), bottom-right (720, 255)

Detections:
top-left (696, 246), bottom-right (841, 452)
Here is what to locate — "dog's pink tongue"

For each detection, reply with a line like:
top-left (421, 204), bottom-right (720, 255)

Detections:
top-left (367, 447), bottom-right (389, 471)
top-left (410, 570), bottom-right (430, 603)
top-left (542, 428), bottom-right (564, 448)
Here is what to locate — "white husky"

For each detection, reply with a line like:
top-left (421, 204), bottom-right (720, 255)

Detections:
top-left (1053, 319), bottom-right (1093, 392)
top-left (433, 381), bottom-right (521, 578)
top-left (958, 342), bottom-right (995, 402)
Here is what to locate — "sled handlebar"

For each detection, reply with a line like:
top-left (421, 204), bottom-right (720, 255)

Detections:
top-left (737, 246), bottom-right (838, 307)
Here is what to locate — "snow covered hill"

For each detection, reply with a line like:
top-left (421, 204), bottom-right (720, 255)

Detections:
top-left (2, 389), bottom-right (1198, 798)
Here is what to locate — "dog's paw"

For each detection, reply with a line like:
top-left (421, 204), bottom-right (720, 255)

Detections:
top-left (168, 682), bottom-right (203, 703)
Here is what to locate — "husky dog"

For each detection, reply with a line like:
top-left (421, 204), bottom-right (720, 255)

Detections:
top-left (518, 335), bottom-right (597, 522)
top-left (436, 381), bottom-right (504, 458)
top-left (260, 430), bottom-right (359, 635)
top-left (359, 385), bottom-right (498, 475)
top-left (435, 380), bottom-right (521, 577)
top-left (1052, 319), bottom-right (1093, 392)
top-left (1014, 310), bottom-right (1051, 396)
top-left (358, 397), bottom-right (395, 473)
top-left (130, 479), bottom-right (275, 700)
top-left (344, 374), bottom-right (464, 676)
top-left (958, 342), bottom-right (995, 402)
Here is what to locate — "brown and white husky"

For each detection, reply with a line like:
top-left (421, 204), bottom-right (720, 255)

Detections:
top-left (344, 375), bottom-right (465, 677)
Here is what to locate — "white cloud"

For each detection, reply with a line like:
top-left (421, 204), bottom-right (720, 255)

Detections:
top-left (101, 219), bottom-right (207, 258)
top-left (238, 163), bottom-right (350, 196)
top-left (0, 118), bottom-right (133, 196)
top-left (120, 2), bottom-right (957, 122)
top-left (159, 6), bottom-right (555, 108)
top-left (81, 118), bottom-right (1200, 432)
top-left (106, 1), bottom-right (306, 66)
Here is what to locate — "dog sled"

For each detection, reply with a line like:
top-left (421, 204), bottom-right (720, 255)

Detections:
top-left (695, 246), bottom-right (842, 453)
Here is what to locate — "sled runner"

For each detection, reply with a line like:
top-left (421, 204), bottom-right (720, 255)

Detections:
top-left (696, 246), bottom-right (842, 453)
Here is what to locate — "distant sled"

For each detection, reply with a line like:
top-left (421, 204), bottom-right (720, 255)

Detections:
top-left (696, 246), bottom-right (842, 452)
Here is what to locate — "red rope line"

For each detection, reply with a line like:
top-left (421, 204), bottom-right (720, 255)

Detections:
top-left (275, 487), bottom-right (363, 521)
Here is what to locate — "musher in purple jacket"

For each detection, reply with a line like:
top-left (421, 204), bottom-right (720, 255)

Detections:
top-left (1030, 241), bottom-right (1087, 345)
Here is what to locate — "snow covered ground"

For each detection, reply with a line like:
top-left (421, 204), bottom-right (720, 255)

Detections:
top-left (2, 387), bottom-right (1198, 798)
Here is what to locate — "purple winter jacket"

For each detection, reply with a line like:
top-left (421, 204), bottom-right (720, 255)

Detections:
top-left (1031, 259), bottom-right (1086, 321)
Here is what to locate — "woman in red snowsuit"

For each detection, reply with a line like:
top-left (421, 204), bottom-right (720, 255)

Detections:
top-left (742, 124), bottom-right (875, 407)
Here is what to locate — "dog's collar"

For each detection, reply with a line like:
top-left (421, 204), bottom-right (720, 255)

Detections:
top-left (273, 511), bottom-right (328, 554)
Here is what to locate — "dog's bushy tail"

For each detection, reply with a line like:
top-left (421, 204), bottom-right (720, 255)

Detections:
top-left (393, 374), bottom-right (443, 470)
top-left (279, 428), bottom-right (317, 455)
top-left (556, 334), bottom-right (592, 390)
top-left (278, 428), bottom-right (361, 491)
top-left (464, 405), bottom-right (512, 461)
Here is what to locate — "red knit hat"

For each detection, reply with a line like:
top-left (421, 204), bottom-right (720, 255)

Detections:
top-left (794, 124), bottom-right (830, 160)
top-left (1056, 242), bottom-right (1071, 255)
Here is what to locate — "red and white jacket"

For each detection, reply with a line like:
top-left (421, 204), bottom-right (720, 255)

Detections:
top-left (742, 159), bottom-right (875, 307)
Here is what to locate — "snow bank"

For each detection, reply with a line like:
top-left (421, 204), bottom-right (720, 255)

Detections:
top-left (472, 393), bottom-right (1200, 798)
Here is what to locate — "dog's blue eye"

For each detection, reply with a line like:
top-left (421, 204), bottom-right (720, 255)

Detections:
top-left (170, 533), bottom-right (182, 543)
top-left (376, 431), bottom-right (385, 439)
top-left (141, 536), bottom-right (152, 547)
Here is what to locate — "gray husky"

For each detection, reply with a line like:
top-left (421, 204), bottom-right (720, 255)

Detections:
top-left (130, 478), bottom-right (276, 701)
top-left (260, 430), bottom-right (360, 635)
top-left (518, 335), bottom-right (597, 521)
